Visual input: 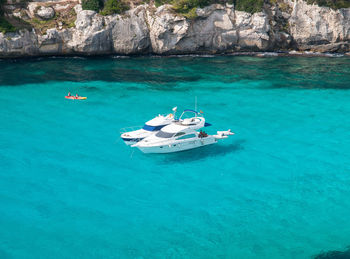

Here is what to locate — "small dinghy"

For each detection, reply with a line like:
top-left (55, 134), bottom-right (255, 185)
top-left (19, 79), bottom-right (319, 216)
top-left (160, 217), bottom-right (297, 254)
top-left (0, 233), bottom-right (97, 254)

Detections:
top-left (65, 96), bottom-right (87, 100)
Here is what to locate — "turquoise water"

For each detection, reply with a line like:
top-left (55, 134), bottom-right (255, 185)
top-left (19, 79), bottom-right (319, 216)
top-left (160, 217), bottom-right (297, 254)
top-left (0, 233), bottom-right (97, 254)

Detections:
top-left (0, 56), bottom-right (350, 258)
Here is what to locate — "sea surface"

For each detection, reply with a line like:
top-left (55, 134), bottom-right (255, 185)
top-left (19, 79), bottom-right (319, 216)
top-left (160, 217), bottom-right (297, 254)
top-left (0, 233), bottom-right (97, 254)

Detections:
top-left (0, 55), bottom-right (350, 259)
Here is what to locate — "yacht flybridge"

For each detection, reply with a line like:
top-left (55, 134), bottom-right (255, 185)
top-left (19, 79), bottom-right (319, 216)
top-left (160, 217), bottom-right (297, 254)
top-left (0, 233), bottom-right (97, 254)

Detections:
top-left (121, 108), bottom-right (234, 154)
top-left (120, 107), bottom-right (177, 145)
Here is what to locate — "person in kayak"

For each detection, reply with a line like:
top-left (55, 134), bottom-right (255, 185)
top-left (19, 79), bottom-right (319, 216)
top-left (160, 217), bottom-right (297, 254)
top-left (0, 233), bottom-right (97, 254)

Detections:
top-left (75, 94), bottom-right (79, 98)
top-left (67, 92), bottom-right (71, 97)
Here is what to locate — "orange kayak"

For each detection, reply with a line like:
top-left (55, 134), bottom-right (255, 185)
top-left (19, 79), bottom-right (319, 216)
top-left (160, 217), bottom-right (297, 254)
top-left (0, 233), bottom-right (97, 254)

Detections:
top-left (65, 96), bottom-right (87, 100)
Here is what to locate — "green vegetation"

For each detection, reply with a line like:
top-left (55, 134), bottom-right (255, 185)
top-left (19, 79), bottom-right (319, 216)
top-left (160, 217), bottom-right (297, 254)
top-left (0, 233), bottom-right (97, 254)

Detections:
top-left (306, 0), bottom-right (350, 9)
top-left (278, 2), bottom-right (290, 12)
top-left (0, 16), bottom-right (16, 33)
top-left (100, 0), bottom-right (129, 15)
top-left (0, 0), bottom-right (5, 16)
top-left (183, 7), bottom-right (197, 19)
top-left (155, 0), bottom-right (218, 19)
top-left (172, 0), bottom-right (200, 16)
top-left (27, 9), bottom-right (77, 34)
top-left (82, 0), bottom-right (129, 15)
top-left (155, 0), bottom-right (168, 7)
top-left (162, 0), bottom-right (349, 17)
top-left (82, 0), bottom-right (102, 12)
top-left (0, 0), bottom-right (5, 9)
top-left (170, 0), bottom-right (265, 17)
top-left (234, 0), bottom-right (264, 13)
top-left (31, 17), bottom-right (51, 25)
top-left (173, 0), bottom-right (212, 12)
top-left (67, 20), bottom-right (75, 28)
top-left (0, 0), bottom-right (16, 33)
top-left (154, 0), bottom-right (265, 18)
top-left (267, 0), bottom-right (291, 13)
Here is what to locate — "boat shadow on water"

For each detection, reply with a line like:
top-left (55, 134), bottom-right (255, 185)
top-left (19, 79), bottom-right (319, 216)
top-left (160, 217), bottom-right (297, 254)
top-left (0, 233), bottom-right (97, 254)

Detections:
top-left (151, 139), bottom-right (245, 164)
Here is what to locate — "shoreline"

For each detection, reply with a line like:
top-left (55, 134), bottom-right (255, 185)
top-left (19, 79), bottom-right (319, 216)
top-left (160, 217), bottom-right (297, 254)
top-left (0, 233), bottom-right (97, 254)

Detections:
top-left (1, 51), bottom-right (349, 60)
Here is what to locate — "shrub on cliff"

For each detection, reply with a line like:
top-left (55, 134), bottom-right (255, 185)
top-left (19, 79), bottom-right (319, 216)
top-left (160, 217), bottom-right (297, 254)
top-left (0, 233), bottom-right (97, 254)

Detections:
top-left (0, 0), bottom-right (17, 33)
top-left (170, 0), bottom-right (265, 16)
top-left (155, 0), bottom-right (168, 7)
top-left (100, 0), bottom-right (129, 15)
top-left (0, 16), bottom-right (16, 33)
top-left (306, 0), bottom-right (350, 9)
top-left (82, 0), bottom-right (102, 12)
top-left (155, 0), bottom-right (266, 16)
top-left (234, 0), bottom-right (264, 13)
top-left (0, 0), bottom-right (5, 14)
top-left (172, 0), bottom-right (197, 13)
top-left (172, 0), bottom-right (216, 18)
top-left (173, 0), bottom-right (213, 11)
top-left (183, 7), bottom-right (198, 19)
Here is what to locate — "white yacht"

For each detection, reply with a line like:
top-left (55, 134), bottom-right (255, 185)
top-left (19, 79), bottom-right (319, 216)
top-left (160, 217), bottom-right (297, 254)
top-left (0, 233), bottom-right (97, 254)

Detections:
top-left (121, 107), bottom-right (177, 145)
top-left (121, 108), bottom-right (209, 146)
top-left (132, 111), bottom-right (234, 154)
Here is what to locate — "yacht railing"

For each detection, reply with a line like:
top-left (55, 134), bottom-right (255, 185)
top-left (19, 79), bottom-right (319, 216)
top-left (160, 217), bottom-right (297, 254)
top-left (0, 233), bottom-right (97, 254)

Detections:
top-left (120, 126), bottom-right (143, 134)
top-left (140, 133), bottom-right (200, 146)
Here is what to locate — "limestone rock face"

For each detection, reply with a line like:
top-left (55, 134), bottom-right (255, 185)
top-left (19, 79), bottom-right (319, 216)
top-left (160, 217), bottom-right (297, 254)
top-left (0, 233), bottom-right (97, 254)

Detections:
top-left (109, 5), bottom-right (151, 54)
top-left (235, 11), bottom-right (270, 50)
top-left (146, 3), bottom-right (270, 54)
top-left (177, 4), bottom-right (238, 53)
top-left (65, 5), bottom-right (151, 55)
top-left (38, 28), bottom-right (65, 54)
top-left (147, 5), bottom-right (190, 54)
top-left (68, 6), bottom-right (112, 54)
top-left (0, 1), bottom-right (350, 57)
top-left (0, 30), bottom-right (38, 57)
top-left (288, 0), bottom-right (350, 52)
top-left (36, 6), bottom-right (55, 20)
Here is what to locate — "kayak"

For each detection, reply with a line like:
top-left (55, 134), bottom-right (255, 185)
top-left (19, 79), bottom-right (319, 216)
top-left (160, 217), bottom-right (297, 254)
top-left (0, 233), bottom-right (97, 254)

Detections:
top-left (65, 96), bottom-right (87, 100)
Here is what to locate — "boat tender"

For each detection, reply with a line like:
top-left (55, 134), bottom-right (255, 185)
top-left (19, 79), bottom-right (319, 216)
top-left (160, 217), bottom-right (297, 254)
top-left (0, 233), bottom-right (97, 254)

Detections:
top-left (65, 96), bottom-right (87, 100)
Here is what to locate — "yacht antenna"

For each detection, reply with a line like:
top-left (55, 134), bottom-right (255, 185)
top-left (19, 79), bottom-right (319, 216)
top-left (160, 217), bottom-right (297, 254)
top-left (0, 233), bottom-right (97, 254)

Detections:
top-left (172, 106), bottom-right (177, 119)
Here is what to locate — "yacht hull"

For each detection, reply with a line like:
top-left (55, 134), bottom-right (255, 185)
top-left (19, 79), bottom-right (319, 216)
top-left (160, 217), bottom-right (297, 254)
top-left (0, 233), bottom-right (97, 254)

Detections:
top-left (137, 137), bottom-right (217, 154)
top-left (122, 137), bottom-right (146, 145)
top-left (121, 130), bottom-right (152, 145)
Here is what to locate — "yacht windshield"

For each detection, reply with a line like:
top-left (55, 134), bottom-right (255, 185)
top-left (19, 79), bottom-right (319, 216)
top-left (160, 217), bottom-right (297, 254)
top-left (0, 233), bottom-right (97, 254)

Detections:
top-left (143, 124), bottom-right (165, 131)
top-left (155, 130), bottom-right (175, 138)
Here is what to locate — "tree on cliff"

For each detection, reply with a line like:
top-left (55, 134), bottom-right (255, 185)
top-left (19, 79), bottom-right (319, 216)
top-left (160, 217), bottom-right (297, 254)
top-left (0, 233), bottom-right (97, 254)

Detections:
top-left (82, 0), bottom-right (103, 12)
top-left (82, 0), bottom-right (129, 15)
top-left (100, 0), bottom-right (129, 15)
top-left (306, 0), bottom-right (350, 9)
top-left (0, 0), bottom-right (16, 33)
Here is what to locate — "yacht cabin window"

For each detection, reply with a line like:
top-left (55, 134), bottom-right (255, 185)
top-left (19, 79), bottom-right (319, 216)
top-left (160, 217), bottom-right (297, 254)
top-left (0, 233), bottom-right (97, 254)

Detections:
top-left (155, 130), bottom-right (175, 138)
top-left (176, 134), bottom-right (196, 140)
top-left (174, 132), bottom-right (186, 137)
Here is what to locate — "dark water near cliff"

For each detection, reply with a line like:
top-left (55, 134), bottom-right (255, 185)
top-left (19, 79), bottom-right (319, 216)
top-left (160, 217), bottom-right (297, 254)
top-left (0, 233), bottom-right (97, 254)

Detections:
top-left (0, 56), bottom-right (350, 258)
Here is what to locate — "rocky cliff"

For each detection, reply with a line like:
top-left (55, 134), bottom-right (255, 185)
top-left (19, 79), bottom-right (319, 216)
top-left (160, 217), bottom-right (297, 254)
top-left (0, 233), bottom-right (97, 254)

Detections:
top-left (0, 0), bottom-right (349, 57)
